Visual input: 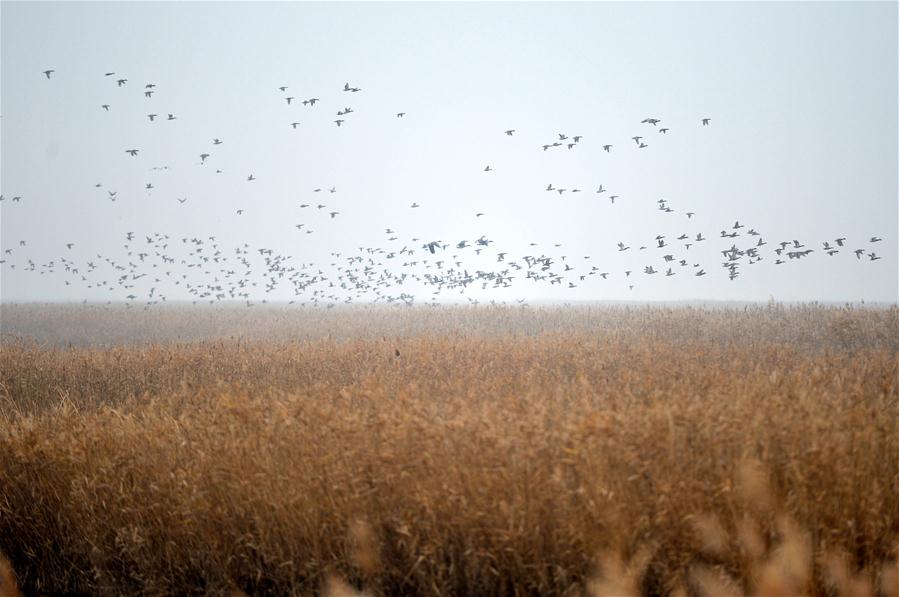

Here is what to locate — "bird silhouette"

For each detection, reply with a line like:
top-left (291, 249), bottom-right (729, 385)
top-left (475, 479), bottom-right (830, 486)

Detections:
top-left (43, 69), bottom-right (55, 79)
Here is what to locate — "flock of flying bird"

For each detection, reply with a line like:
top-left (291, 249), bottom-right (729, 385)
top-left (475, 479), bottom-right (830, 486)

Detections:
top-left (0, 68), bottom-right (886, 308)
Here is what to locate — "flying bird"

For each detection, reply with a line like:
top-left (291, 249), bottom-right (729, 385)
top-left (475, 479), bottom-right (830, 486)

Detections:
top-left (505, 129), bottom-right (515, 136)
top-left (43, 69), bottom-right (55, 79)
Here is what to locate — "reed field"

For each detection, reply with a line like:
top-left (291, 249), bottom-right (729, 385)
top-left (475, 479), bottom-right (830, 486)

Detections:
top-left (1, 304), bottom-right (897, 596)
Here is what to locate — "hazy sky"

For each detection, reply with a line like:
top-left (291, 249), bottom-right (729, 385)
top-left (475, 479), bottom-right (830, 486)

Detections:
top-left (1, 1), bottom-right (896, 304)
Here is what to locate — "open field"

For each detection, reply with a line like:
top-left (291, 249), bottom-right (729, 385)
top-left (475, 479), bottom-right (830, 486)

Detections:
top-left (1, 304), bottom-right (898, 596)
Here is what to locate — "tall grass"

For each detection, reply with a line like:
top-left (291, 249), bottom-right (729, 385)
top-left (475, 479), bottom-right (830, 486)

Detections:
top-left (1, 305), bottom-right (897, 595)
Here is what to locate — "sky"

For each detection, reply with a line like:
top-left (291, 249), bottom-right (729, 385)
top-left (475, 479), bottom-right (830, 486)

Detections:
top-left (1, 1), bottom-right (897, 305)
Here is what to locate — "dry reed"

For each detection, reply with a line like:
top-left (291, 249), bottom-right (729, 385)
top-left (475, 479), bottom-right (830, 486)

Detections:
top-left (0, 305), bottom-right (897, 595)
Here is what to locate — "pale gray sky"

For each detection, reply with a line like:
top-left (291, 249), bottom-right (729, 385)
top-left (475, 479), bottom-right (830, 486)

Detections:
top-left (1, 1), bottom-right (896, 305)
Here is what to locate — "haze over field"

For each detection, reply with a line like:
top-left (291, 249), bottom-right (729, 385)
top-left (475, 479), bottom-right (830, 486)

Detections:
top-left (1, 1), bottom-right (897, 305)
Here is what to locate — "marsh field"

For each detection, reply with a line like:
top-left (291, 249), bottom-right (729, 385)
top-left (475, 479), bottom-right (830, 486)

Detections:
top-left (0, 304), bottom-right (897, 596)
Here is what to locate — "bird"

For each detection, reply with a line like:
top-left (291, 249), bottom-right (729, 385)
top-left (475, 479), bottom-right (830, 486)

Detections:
top-left (484, 165), bottom-right (492, 172)
top-left (397, 113), bottom-right (406, 118)
top-left (177, 198), bottom-right (187, 204)
top-left (505, 129), bottom-right (515, 136)
top-left (410, 203), bottom-right (420, 208)
top-left (145, 183), bottom-right (153, 190)
top-left (329, 211), bottom-right (339, 219)
top-left (147, 114), bottom-right (158, 121)
top-left (632, 136), bottom-right (643, 144)
top-left (659, 128), bottom-right (669, 134)
top-left (476, 213), bottom-right (484, 217)
top-left (702, 118), bottom-right (711, 126)
top-left (43, 69), bottom-right (55, 79)
top-left (641, 118), bottom-right (660, 126)
top-left (101, 104), bottom-right (110, 111)
top-left (870, 236), bottom-right (882, 242)
top-left (285, 97), bottom-right (294, 104)
top-left (603, 145), bottom-right (612, 152)
top-left (247, 174), bottom-right (256, 182)
top-left (199, 153), bottom-right (210, 163)
top-left (236, 209), bottom-right (244, 215)
top-left (167, 114), bottom-right (176, 120)
top-left (291, 122), bottom-right (301, 129)
top-left (334, 119), bottom-right (344, 127)
top-left (279, 86), bottom-right (288, 92)
top-left (596, 185), bottom-right (605, 194)
top-left (213, 139), bottom-right (223, 145)
top-left (116, 79), bottom-right (127, 87)
top-left (104, 72), bottom-right (115, 76)
top-left (125, 149), bottom-right (139, 156)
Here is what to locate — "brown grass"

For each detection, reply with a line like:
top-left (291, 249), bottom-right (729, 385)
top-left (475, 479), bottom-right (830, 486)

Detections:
top-left (0, 305), bottom-right (897, 595)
